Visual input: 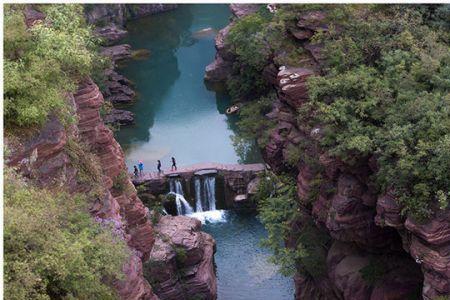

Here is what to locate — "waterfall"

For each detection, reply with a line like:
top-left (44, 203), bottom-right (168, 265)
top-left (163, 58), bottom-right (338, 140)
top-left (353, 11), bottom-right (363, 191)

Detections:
top-left (203, 176), bottom-right (216, 211)
top-left (169, 178), bottom-right (193, 215)
top-left (195, 177), bottom-right (203, 212)
top-left (194, 175), bottom-right (216, 212)
top-left (174, 193), bottom-right (194, 215)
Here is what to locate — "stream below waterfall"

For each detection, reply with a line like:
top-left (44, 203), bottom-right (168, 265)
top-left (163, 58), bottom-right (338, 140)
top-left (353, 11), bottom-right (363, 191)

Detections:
top-left (116, 4), bottom-right (294, 299)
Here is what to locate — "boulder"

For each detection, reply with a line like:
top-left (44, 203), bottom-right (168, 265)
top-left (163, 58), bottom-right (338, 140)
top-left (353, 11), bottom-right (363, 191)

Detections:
top-left (146, 216), bottom-right (217, 300)
top-left (277, 67), bottom-right (315, 109)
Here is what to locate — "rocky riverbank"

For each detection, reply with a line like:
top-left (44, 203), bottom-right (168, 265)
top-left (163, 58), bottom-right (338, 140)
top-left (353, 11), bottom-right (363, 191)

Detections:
top-left (206, 5), bottom-right (450, 299)
top-left (88, 4), bottom-right (178, 127)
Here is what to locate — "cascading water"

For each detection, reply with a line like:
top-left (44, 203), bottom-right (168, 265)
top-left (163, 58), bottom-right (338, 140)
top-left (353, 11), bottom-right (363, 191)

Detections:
top-left (194, 175), bottom-right (216, 211)
top-left (192, 175), bottom-right (225, 223)
top-left (169, 178), bottom-right (193, 215)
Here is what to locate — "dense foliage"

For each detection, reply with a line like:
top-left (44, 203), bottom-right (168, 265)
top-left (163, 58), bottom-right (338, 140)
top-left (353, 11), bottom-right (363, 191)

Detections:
top-left (229, 5), bottom-right (450, 220)
top-left (228, 4), bottom-right (450, 280)
top-left (226, 5), bottom-right (303, 100)
top-left (256, 173), bottom-right (330, 277)
top-left (4, 167), bottom-right (129, 299)
top-left (4, 4), bottom-right (104, 127)
top-left (306, 5), bottom-right (450, 219)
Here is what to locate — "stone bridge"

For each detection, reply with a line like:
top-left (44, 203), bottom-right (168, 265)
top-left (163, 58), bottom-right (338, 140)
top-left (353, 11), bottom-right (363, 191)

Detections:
top-left (132, 162), bottom-right (267, 209)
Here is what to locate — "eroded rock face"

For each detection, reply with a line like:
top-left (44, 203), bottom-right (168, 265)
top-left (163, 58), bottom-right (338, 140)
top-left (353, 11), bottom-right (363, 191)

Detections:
top-left (104, 108), bottom-right (135, 126)
top-left (146, 216), bottom-right (217, 300)
top-left (204, 55), bottom-right (233, 82)
top-left (74, 79), bottom-right (157, 299)
top-left (95, 24), bottom-right (128, 45)
top-left (6, 78), bottom-right (158, 300)
top-left (204, 4), bottom-right (260, 83)
top-left (85, 4), bottom-right (177, 27)
top-left (23, 5), bottom-right (45, 27)
top-left (212, 7), bottom-right (446, 299)
top-left (229, 4), bottom-right (260, 19)
top-left (101, 44), bottom-right (132, 62)
top-left (102, 68), bottom-right (136, 104)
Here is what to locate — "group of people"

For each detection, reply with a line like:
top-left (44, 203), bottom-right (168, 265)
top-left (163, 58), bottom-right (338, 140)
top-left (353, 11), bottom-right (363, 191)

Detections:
top-left (133, 157), bottom-right (177, 177)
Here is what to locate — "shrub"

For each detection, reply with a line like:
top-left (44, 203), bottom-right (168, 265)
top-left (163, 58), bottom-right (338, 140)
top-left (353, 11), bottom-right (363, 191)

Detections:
top-left (306, 5), bottom-right (450, 219)
top-left (173, 246), bottom-right (188, 266)
top-left (4, 166), bottom-right (129, 299)
top-left (4, 4), bottom-right (103, 128)
top-left (256, 173), bottom-right (303, 275)
top-left (113, 170), bottom-right (130, 192)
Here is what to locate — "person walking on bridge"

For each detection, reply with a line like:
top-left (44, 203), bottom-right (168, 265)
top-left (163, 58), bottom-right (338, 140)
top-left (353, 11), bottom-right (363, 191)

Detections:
top-left (157, 160), bottom-right (162, 174)
top-left (138, 160), bottom-right (144, 176)
top-left (171, 157), bottom-right (177, 171)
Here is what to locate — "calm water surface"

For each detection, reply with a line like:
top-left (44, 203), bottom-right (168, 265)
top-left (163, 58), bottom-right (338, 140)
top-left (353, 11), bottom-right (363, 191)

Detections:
top-left (115, 5), bottom-right (293, 299)
top-left (203, 211), bottom-right (295, 300)
top-left (116, 4), bottom-right (260, 170)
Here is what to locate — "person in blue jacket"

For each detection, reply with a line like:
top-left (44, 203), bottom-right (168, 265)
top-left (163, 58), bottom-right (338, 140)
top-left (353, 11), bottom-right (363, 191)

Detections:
top-left (138, 160), bottom-right (144, 176)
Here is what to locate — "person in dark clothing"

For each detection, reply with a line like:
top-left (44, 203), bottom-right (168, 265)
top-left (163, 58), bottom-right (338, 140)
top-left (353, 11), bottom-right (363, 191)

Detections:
top-left (133, 165), bottom-right (139, 178)
top-left (171, 157), bottom-right (177, 171)
top-left (157, 160), bottom-right (162, 174)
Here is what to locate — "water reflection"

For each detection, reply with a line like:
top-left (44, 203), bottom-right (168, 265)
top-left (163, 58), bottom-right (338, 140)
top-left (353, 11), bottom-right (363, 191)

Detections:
top-left (114, 4), bottom-right (262, 169)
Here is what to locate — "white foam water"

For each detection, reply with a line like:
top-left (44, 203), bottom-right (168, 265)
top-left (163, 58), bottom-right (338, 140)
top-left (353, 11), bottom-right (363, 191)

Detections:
top-left (188, 210), bottom-right (227, 224)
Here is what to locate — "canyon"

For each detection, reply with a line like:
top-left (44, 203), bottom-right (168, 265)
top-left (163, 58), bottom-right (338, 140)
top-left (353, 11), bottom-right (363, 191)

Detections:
top-left (205, 5), bottom-right (450, 300)
top-left (6, 5), bottom-right (218, 300)
top-left (6, 4), bottom-right (449, 300)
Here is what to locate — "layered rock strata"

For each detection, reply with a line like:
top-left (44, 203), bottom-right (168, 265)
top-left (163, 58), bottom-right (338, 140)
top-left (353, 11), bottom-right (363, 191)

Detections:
top-left (206, 6), bottom-right (450, 299)
top-left (6, 78), bottom-right (157, 299)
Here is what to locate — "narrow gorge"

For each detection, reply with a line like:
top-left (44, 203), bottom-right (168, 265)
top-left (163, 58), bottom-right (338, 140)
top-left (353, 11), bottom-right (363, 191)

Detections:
top-left (4, 3), bottom-right (450, 300)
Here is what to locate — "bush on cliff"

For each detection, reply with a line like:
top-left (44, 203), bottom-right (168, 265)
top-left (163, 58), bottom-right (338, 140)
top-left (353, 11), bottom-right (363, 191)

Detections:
top-left (306, 5), bottom-right (450, 219)
top-left (4, 166), bottom-right (129, 299)
top-left (4, 4), bottom-right (104, 128)
top-left (256, 173), bottom-right (330, 277)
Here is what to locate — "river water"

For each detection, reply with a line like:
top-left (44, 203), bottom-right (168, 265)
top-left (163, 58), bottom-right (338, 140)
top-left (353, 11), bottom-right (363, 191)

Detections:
top-left (115, 4), bottom-right (261, 170)
top-left (115, 4), bottom-right (294, 299)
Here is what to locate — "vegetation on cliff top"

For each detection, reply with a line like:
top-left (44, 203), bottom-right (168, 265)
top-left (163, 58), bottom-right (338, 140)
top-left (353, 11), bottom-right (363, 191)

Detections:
top-left (4, 167), bottom-right (129, 299)
top-left (227, 5), bottom-right (450, 221)
top-left (4, 4), bottom-right (105, 128)
top-left (306, 5), bottom-right (450, 219)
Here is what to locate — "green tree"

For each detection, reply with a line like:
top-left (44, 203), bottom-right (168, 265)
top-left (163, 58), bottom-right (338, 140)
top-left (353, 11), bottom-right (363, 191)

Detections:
top-left (4, 4), bottom-right (104, 127)
top-left (4, 167), bottom-right (129, 299)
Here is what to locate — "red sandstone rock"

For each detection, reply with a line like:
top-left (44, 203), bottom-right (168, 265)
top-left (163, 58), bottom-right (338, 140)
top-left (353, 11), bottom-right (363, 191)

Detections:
top-left (296, 11), bottom-right (328, 32)
top-left (229, 4), bottom-right (259, 18)
top-left (73, 78), bottom-right (157, 299)
top-left (101, 44), bottom-right (132, 62)
top-left (147, 216), bottom-right (217, 300)
top-left (277, 67), bottom-right (315, 109)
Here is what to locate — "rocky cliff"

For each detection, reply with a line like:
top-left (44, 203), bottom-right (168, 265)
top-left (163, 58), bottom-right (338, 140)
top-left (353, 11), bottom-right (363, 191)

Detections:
top-left (8, 6), bottom-right (218, 299)
top-left (6, 77), bottom-right (218, 300)
top-left (206, 5), bottom-right (450, 299)
top-left (85, 4), bottom-right (177, 27)
top-left (6, 78), bottom-right (158, 299)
